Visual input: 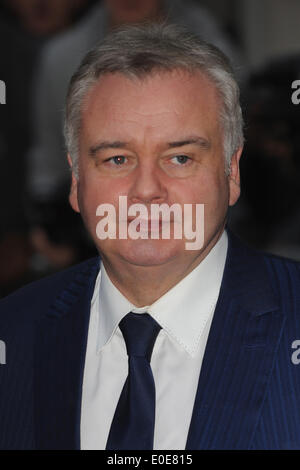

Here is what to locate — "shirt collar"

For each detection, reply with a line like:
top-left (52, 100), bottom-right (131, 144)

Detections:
top-left (96, 231), bottom-right (228, 357)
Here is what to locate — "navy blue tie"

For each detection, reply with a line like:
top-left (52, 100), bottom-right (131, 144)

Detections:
top-left (106, 312), bottom-right (161, 450)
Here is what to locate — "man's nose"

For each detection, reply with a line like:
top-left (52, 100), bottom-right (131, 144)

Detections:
top-left (129, 163), bottom-right (167, 204)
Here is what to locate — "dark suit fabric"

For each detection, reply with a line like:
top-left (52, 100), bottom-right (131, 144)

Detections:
top-left (1, 232), bottom-right (300, 449)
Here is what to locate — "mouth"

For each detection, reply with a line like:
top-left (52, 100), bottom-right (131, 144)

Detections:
top-left (127, 218), bottom-right (164, 232)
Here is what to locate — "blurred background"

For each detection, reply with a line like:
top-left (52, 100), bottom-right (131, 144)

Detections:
top-left (1, 0), bottom-right (300, 297)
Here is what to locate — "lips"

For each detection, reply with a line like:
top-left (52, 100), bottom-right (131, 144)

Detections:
top-left (124, 217), bottom-right (168, 234)
top-left (138, 219), bottom-right (161, 231)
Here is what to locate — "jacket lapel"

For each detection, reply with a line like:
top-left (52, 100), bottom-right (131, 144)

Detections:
top-left (186, 232), bottom-right (285, 449)
top-left (34, 257), bottom-right (100, 450)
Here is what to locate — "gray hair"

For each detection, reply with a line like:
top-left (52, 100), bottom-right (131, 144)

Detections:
top-left (64, 23), bottom-right (244, 177)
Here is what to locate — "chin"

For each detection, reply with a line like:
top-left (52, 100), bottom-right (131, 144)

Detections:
top-left (115, 239), bottom-right (184, 267)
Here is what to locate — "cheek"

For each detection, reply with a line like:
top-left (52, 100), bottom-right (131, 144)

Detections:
top-left (77, 173), bottom-right (126, 232)
top-left (76, 178), bottom-right (103, 230)
top-left (175, 170), bottom-right (228, 206)
top-left (180, 172), bottom-right (230, 233)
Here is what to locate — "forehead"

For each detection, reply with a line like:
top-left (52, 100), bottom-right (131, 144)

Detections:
top-left (81, 69), bottom-right (222, 143)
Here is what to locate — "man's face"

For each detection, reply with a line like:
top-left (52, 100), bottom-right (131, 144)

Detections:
top-left (69, 70), bottom-right (241, 268)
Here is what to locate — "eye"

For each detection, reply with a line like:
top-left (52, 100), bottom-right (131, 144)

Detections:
top-left (106, 155), bottom-right (127, 165)
top-left (171, 155), bottom-right (191, 165)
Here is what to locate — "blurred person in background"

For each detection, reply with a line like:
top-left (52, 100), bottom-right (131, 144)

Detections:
top-left (27, 0), bottom-right (245, 285)
top-left (229, 55), bottom-right (300, 260)
top-left (0, 0), bottom-right (96, 297)
top-left (7, 0), bottom-right (88, 36)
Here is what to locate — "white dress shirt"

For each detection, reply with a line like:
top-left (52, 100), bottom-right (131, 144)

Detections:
top-left (80, 231), bottom-right (228, 450)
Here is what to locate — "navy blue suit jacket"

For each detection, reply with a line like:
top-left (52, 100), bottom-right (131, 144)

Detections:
top-left (1, 231), bottom-right (300, 449)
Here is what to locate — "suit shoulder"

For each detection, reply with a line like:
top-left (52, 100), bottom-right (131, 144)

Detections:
top-left (261, 250), bottom-right (300, 275)
top-left (255, 250), bottom-right (300, 314)
top-left (230, 231), bottom-right (300, 274)
top-left (228, 231), bottom-right (300, 303)
top-left (0, 257), bottom-right (100, 323)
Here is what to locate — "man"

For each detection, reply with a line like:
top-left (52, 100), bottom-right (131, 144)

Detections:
top-left (27, 0), bottom-right (244, 279)
top-left (1, 24), bottom-right (300, 450)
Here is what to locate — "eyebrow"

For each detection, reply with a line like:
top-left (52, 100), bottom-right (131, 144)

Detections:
top-left (89, 141), bottom-right (128, 156)
top-left (88, 136), bottom-right (210, 156)
top-left (167, 137), bottom-right (210, 149)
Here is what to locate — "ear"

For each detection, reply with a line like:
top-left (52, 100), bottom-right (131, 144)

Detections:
top-left (228, 146), bottom-right (243, 207)
top-left (67, 154), bottom-right (80, 213)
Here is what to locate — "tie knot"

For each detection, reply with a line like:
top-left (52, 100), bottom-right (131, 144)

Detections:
top-left (119, 312), bottom-right (161, 361)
